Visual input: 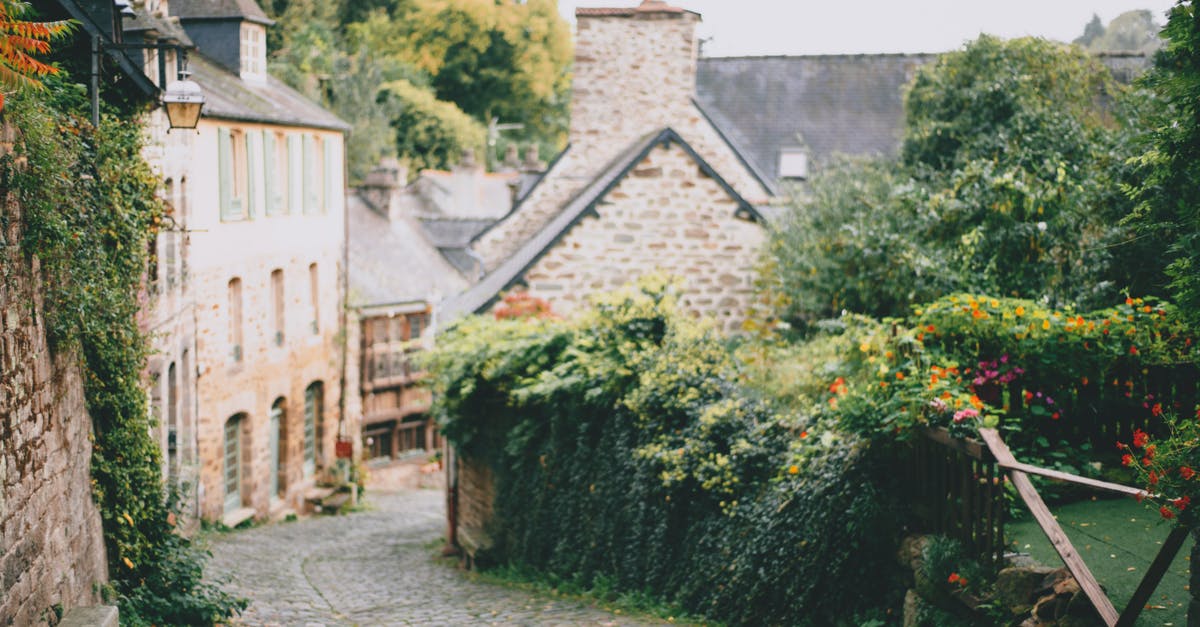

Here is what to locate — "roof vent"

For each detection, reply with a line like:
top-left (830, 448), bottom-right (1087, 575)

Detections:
top-left (778, 147), bottom-right (808, 180)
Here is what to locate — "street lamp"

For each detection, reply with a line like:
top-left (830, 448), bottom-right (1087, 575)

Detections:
top-left (91, 41), bottom-right (205, 130)
top-left (162, 67), bottom-right (204, 131)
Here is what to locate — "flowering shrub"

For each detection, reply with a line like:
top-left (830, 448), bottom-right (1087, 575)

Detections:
top-left (426, 276), bottom-right (905, 625)
top-left (1119, 408), bottom-right (1200, 526)
top-left (493, 291), bottom-right (557, 320)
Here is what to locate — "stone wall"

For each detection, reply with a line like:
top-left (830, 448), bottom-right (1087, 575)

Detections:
top-left (515, 140), bottom-right (764, 332)
top-left (0, 166), bottom-right (108, 624)
top-left (474, 3), bottom-right (771, 272)
top-left (454, 453), bottom-right (496, 565)
top-left (568, 10), bottom-right (700, 171)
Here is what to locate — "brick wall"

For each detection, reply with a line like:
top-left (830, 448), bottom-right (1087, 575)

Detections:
top-left (517, 140), bottom-right (764, 332)
top-left (0, 161), bottom-right (108, 624)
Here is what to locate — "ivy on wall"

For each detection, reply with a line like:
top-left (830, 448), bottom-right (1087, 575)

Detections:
top-left (1, 79), bottom-right (243, 624)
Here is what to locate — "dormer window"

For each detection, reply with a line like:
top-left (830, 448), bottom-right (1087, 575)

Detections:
top-left (778, 147), bottom-right (808, 181)
top-left (240, 23), bottom-right (266, 80)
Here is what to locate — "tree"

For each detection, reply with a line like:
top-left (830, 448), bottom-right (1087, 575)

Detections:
top-left (0, 0), bottom-right (73, 109)
top-left (388, 0), bottom-right (571, 149)
top-left (1126, 1), bottom-right (1200, 329)
top-left (765, 36), bottom-right (1150, 327)
top-left (1075, 13), bottom-right (1106, 47)
top-left (1078, 10), bottom-right (1163, 55)
top-left (381, 78), bottom-right (486, 173)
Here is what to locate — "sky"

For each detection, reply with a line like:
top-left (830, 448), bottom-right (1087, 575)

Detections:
top-left (556, 0), bottom-right (1179, 57)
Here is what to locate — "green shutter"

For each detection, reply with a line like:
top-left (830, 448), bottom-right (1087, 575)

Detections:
top-left (263, 131), bottom-right (279, 216)
top-left (288, 134), bottom-right (301, 215)
top-left (302, 134), bottom-right (316, 215)
top-left (246, 132), bottom-right (259, 219)
top-left (323, 137), bottom-right (336, 215)
top-left (218, 128), bottom-right (234, 220)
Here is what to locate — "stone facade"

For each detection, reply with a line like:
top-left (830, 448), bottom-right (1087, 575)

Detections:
top-left (188, 119), bottom-right (347, 523)
top-left (0, 151), bottom-right (108, 624)
top-left (454, 454), bottom-right (496, 565)
top-left (518, 140), bottom-right (763, 332)
top-left (469, 1), bottom-right (771, 325)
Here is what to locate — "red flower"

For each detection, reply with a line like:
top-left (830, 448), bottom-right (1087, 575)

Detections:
top-left (1170, 496), bottom-right (1191, 511)
top-left (1122, 454), bottom-right (1134, 467)
top-left (947, 573), bottom-right (959, 584)
top-left (1160, 506), bottom-right (1175, 520)
top-left (1181, 466), bottom-right (1196, 480)
top-left (1133, 429), bottom-right (1150, 448)
top-left (1148, 470), bottom-right (1159, 484)
top-left (1051, 412), bottom-right (1060, 420)
top-left (1152, 403), bottom-right (1164, 417)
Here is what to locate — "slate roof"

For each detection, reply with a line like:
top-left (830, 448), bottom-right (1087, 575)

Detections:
top-left (694, 52), bottom-right (1152, 185)
top-left (347, 195), bottom-right (468, 309)
top-left (441, 128), bottom-right (762, 320)
top-left (122, 8), bottom-right (194, 46)
top-left (694, 54), bottom-right (936, 182)
top-left (168, 0), bottom-right (272, 24)
top-left (190, 53), bottom-right (350, 131)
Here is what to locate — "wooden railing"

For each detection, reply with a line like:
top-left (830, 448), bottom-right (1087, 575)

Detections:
top-left (912, 426), bottom-right (1190, 627)
top-left (907, 427), bottom-right (1006, 567)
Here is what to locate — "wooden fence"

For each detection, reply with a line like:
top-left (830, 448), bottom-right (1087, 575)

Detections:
top-left (909, 426), bottom-right (1189, 627)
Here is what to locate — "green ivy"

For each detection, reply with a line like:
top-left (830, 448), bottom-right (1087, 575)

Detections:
top-left (425, 277), bottom-right (905, 626)
top-left (2, 80), bottom-right (243, 624)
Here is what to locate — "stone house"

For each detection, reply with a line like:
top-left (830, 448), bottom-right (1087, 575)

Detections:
top-left (132, 0), bottom-right (351, 525)
top-left (441, 0), bottom-right (776, 332)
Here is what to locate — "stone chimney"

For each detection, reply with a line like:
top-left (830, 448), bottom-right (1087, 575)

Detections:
top-left (359, 157), bottom-right (408, 221)
top-left (569, 1), bottom-right (700, 166)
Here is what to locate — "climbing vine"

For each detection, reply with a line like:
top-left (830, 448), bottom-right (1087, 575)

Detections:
top-left (2, 79), bottom-right (243, 624)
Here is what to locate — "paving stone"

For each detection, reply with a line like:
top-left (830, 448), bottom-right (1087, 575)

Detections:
top-left (204, 489), bottom-right (666, 626)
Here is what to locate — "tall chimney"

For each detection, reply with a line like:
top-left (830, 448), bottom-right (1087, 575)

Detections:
top-left (569, 1), bottom-right (700, 168)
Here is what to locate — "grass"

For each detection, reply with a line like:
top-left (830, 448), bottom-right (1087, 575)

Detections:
top-left (1007, 497), bottom-right (1194, 627)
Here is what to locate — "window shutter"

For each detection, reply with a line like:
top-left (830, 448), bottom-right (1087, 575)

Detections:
top-left (263, 131), bottom-right (279, 215)
top-left (302, 134), bottom-right (316, 215)
top-left (288, 134), bottom-right (301, 215)
top-left (218, 128), bottom-right (233, 220)
top-left (246, 132), bottom-right (259, 219)
top-left (323, 137), bottom-right (336, 215)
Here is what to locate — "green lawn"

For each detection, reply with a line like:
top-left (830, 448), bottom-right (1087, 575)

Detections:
top-left (1007, 497), bottom-right (1193, 627)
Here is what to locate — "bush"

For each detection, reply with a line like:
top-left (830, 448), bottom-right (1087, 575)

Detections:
top-left (425, 278), bottom-right (905, 625)
top-left (380, 78), bottom-right (487, 173)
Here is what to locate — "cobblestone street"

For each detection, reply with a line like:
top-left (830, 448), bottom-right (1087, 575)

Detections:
top-left (204, 489), bottom-right (664, 626)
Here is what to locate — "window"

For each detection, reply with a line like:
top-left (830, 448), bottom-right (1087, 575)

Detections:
top-left (308, 263), bottom-right (320, 334)
top-left (228, 278), bottom-right (243, 362)
top-left (288, 134), bottom-right (302, 215)
top-left (180, 349), bottom-right (191, 464)
top-left (778, 147), bottom-right (808, 180)
top-left (218, 128), bottom-right (249, 220)
top-left (240, 23), bottom-right (265, 79)
top-left (408, 313), bottom-right (428, 341)
top-left (269, 399), bottom-right (286, 502)
top-left (167, 362), bottom-right (178, 482)
top-left (302, 134), bottom-right (321, 215)
top-left (246, 131), bottom-right (261, 218)
top-left (265, 132), bottom-right (287, 215)
top-left (223, 414), bottom-right (246, 513)
top-left (323, 136), bottom-right (338, 214)
top-left (271, 269), bottom-right (284, 346)
top-left (179, 177), bottom-right (189, 285)
top-left (303, 382), bottom-right (323, 477)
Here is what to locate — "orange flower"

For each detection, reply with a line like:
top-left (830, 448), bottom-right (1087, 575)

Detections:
top-left (895, 372), bottom-right (905, 381)
top-left (788, 465), bottom-right (800, 475)
top-left (947, 573), bottom-right (960, 584)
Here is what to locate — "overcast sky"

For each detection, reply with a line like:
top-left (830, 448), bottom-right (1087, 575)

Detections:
top-left (557, 1), bottom-right (1179, 56)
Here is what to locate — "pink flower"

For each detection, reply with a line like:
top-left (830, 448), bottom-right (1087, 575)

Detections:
top-left (953, 409), bottom-right (979, 424)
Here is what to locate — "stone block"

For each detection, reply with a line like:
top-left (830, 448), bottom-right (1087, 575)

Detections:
top-left (59, 606), bottom-right (119, 627)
